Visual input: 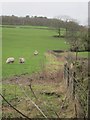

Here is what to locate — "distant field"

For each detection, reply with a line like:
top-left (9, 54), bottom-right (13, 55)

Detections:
top-left (72, 51), bottom-right (88, 58)
top-left (2, 26), bottom-right (69, 78)
top-left (1, 25), bottom-right (49, 29)
top-left (78, 52), bottom-right (89, 58)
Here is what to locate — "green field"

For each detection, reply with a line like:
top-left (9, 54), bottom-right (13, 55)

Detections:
top-left (2, 25), bottom-right (88, 118)
top-left (2, 26), bottom-right (69, 79)
top-left (78, 52), bottom-right (88, 58)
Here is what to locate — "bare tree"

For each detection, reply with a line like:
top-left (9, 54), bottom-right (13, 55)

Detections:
top-left (54, 15), bottom-right (79, 37)
top-left (54, 16), bottom-right (65, 37)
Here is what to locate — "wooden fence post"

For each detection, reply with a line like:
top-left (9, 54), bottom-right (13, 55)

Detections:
top-left (64, 64), bottom-right (66, 80)
top-left (72, 72), bottom-right (76, 100)
top-left (67, 67), bottom-right (69, 88)
top-left (88, 77), bottom-right (90, 119)
top-left (64, 63), bottom-right (70, 88)
top-left (74, 103), bottom-right (77, 118)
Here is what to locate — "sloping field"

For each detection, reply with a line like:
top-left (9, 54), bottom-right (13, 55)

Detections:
top-left (2, 26), bottom-right (69, 78)
top-left (2, 51), bottom-right (75, 118)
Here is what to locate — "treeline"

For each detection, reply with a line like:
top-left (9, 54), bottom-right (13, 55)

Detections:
top-left (0, 15), bottom-right (89, 52)
top-left (1, 15), bottom-right (80, 30)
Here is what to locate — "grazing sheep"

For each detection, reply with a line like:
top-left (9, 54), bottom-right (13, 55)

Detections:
top-left (65, 61), bottom-right (68, 66)
top-left (6, 57), bottom-right (14, 64)
top-left (34, 50), bottom-right (38, 56)
top-left (70, 63), bottom-right (74, 69)
top-left (19, 58), bottom-right (25, 63)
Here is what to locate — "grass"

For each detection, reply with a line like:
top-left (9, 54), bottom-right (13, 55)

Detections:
top-left (2, 42), bottom-right (75, 118)
top-left (78, 52), bottom-right (89, 58)
top-left (1, 25), bottom-right (49, 29)
top-left (2, 82), bottom-right (63, 118)
top-left (2, 26), bottom-right (69, 78)
top-left (2, 25), bottom-right (88, 118)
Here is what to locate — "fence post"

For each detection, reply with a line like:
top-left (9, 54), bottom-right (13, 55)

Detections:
top-left (72, 72), bottom-right (76, 100)
top-left (64, 63), bottom-right (68, 87)
top-left (64, 63), bottom-right (70, 88)
top-left (67, 67), bottom-right (69, 88)
top-left (74, 103), bottom-right (77, 118)
top-left (64, 64), bottom-right (66, 80)
top-left (88, 77), bottom-right (90, 119)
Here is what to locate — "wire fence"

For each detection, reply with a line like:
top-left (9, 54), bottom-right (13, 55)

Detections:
top-left (63, 62), bottom-right (88, 118)
top-left (1, 55), bottom-right (88, 119)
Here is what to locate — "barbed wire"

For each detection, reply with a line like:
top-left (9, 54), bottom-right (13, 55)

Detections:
top-left (63, 64), bottom-right (88, 118)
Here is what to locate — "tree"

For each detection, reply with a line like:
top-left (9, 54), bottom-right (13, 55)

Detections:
top-left (80, 27), bottom-right (88, 51)
top-left (66, 25), bottom-right (88, 61)
top-left (59, 15), bottom-right (72, 37)
top-left (26, 15), bottom-right (29, 18)
top-left (54, 15), bottom-right (79, 38)
top-left (54, 16), bottom-right (65, 37)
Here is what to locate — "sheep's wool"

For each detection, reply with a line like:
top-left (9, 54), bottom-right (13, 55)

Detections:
top-left (6, 57), bottom-right (14, 63)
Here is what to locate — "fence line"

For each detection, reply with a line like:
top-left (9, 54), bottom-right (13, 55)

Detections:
top-left (2, 60), bottom-right (88, 118)
top-left (63, 63), bottom-right (88, 118)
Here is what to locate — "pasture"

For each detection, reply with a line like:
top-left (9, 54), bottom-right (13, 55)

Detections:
top-left (2, 26), bottom-right (69, 79)
top-left (2, 26), bottom-right (88, 118)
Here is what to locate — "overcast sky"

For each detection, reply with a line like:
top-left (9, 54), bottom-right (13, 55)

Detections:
top-left (1, 2), bottom-right (88, 25)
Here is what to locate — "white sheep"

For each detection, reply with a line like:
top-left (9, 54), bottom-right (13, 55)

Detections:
top-left (70, 63), bottom-right (74, 69)
top-left (6, 57), bottom-right (15, 64)
top-left (19, 58), bottom-right (25, 63)
top-left (34, 50), bottom-right (38, 56)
